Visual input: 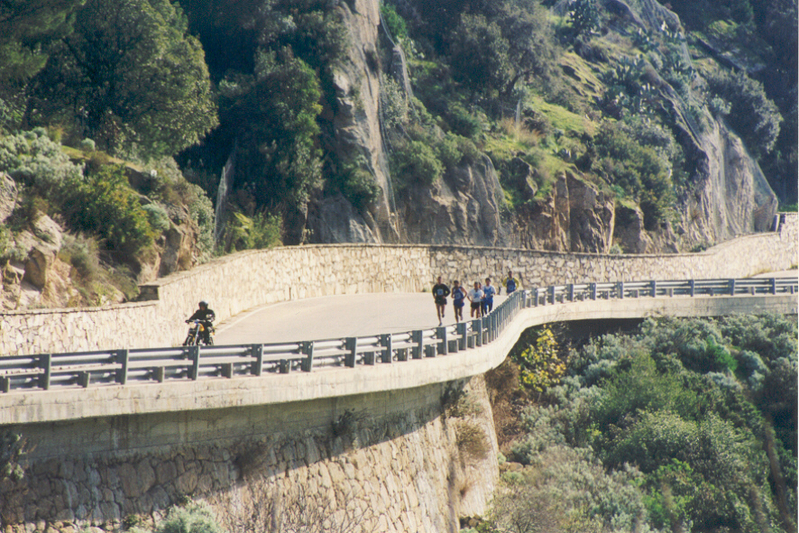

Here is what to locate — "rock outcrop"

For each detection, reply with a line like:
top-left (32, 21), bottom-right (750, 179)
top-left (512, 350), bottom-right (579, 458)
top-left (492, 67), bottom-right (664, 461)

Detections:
top-left (399, 155), bottom-right (505, 246)
top-left (510, 172), bottom-right (615, 253)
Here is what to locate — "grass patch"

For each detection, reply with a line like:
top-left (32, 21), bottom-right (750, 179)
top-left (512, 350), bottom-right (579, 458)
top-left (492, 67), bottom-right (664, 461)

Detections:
top-left (558, 52), bottom-right (605, 101)
top-left (529, 95), bottom-right (597, 137)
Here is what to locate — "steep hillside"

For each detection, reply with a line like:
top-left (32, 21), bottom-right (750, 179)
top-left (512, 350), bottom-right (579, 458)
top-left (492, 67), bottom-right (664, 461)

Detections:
top-left (0, 0), bottom-right (794, 309)
top-left (293, 0), bottom-right (782, 251)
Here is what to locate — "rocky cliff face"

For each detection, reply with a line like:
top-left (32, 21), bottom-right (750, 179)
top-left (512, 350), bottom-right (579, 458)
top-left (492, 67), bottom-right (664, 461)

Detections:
top-left (307, 0), bottom-right (778, 253)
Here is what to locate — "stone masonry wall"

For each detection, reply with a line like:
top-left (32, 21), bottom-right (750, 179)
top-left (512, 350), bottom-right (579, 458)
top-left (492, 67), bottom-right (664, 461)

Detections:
top-left (0, 214), bottom-right (795, 356)
top-left (1, 376), bottom-right (498, 533)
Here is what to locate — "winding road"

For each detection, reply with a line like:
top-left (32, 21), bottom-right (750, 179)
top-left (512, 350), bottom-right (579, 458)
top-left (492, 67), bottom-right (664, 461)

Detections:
top-left (214, 270), bottom-right (796, 345)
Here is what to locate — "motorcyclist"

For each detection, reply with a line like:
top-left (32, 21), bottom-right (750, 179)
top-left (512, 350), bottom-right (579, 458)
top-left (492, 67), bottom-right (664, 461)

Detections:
top-left (186, 300), bottom-right (215, 345)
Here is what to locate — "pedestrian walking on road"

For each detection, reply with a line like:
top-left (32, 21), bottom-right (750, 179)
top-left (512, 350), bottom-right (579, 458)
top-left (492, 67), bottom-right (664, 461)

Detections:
top-left (482, 278), bottom-right (496, 315)
top-left (432, 276), bottom-right (450, 326)
top-left (503, 270), bottom-right (519, 294)
top-left (468, 281), bottom-right (483, 318)
top-left (452, 280), bottom-right (466, 322)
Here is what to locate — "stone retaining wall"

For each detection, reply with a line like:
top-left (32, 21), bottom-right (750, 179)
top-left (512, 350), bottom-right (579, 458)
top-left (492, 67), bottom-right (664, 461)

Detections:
top-left (1, 214), bottom-right (795, 356)
top-left (0, 376), bottom-right (498, 533)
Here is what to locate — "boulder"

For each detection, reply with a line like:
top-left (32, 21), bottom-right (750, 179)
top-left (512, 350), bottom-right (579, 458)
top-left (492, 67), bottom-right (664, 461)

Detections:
top-left (20, 215), bottom-right (63, 290)
top-left (613, 203), bottom-right (654, 253)
top-left (566, 173), bottom-right (614, 253)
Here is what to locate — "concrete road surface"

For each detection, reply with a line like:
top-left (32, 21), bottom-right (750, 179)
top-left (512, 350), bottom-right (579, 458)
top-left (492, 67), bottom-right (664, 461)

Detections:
top-left (215, 292), bottom-right (507, 345)
top-left (215, 269), bottom-right (796, 345)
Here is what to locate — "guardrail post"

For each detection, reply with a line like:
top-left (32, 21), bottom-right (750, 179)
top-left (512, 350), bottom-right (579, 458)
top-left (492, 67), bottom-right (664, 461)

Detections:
top-left (251, 344), bottom-right (264, 376)
top-left (1, 377), bottom-right (8, 393)
top-left (473, 319), bottom-right (483, 347)
top-left (548, 286), bottom-right (555, 304)
top-left (279, 359), bottom-right (291, 373)
top-left (40, 353), bottom-right (51, 390)
top-left (380, 334), bottom-right (393, 363)
top-left (437, 327), bottom-right (448, 355)
top-left (532, 288), bottom-right (538, 306)
top-left (301, 341), bottom-right (315, 372)
top-left (79, 371), bottom-right (90, 388)
top-left (771, 278), bottom-right (777, 295)
top-left (188, 346), bottom-right (200, 380)
top-left (650, 280), bottom-right (657, 297)
top-left (690, 280), bottom-right (695, 297)
top-left (412, 330), bottom-right (423, 359)
top-left (568, 284), bottom-right (574, 301)
top-left (345, 338), bottom-right (357, 367)
top-left (116, 349), bottom-right (129, 385)
top-left (590, 283), bottom-right (597, 300)
top-left (617, 282), bottom-right (625, 299)
top-left (728, 279), bottom-right (736, 296)
top-left (457, 322), bottom-right (467, 350)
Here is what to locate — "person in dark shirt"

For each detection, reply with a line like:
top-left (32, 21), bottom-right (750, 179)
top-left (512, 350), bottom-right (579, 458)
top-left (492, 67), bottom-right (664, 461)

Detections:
top-left (451, 280), bottom-right (466, 323)
top-left (432, 276), bottom-right (450, 326)
top-left (186, 300), bottom-right (215, 344)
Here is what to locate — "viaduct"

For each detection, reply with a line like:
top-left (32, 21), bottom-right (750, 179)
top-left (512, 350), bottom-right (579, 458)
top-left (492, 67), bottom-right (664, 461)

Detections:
top-left (0, 214), bottom-right (796, 533)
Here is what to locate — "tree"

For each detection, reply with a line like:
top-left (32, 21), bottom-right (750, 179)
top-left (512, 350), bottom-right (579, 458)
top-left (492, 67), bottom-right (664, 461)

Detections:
top-left (220, 48), bottom-right (322, 243)
top-left (28, 0), bottom-right (217, 158)
top-left (449, 14), bottom-right (512, 96)
top-left (0, 0), bottom-right (84, 129)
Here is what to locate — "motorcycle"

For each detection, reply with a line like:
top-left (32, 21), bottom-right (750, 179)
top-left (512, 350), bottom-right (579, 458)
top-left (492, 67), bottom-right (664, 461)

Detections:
top-left (183, 319), bottom-right (215, 346)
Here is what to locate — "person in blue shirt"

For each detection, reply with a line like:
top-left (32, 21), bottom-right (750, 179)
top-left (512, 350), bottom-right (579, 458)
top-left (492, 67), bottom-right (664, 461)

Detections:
top-left (503, 270), bottom-right (519, 294)
top-left (482, 278), bottom-right (496, 315)
top-left (451, 280), bottom-right (466, 322)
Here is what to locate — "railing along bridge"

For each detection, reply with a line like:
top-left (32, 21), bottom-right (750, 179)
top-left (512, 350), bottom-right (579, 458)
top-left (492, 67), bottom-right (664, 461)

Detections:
top-left (1, 277), bottom-right (796, 395)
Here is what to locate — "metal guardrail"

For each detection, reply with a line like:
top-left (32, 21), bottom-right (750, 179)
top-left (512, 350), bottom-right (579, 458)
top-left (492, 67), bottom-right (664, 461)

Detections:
top-left (1, 277), bottom-right (795, 394)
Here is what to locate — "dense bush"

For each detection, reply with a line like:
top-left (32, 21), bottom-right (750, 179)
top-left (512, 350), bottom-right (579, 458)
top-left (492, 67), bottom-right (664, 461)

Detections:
top-left (708, 71), bottom-right (782, 159)
top-left (0, 130), bottom-right (83, 196)
top-left (222, 210), bottom-right (282, 253)
top-left (588, 122), bottom-right (675, 228)
top-left (130, 502), bottom-right (224, 533)
top-left (389, 138), bottom-right (443, 188)
top-left (64, 165), bottom-right (154, 254)
top-left (489, 315), bottom-right (797, 533)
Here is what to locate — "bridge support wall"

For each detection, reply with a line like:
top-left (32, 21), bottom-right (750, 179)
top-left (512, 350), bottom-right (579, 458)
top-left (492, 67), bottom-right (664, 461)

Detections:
top-left (0, 376), bottom-right (499, 533)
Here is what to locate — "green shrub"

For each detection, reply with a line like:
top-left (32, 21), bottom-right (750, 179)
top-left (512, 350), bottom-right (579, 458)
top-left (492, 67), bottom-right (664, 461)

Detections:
top-left (154, 502), bottom-right (224, 533)
top-left (142, 203), bottom-right (170, 233)
top-left (59, 234), bottom-right (100, 281)
top-left (590, 122), bottom-right (675, 228)
top-left (80, 138), bottom-right (96, 152)
top-left (64, 164), bottom-right (154, 253)
top-left (708, 70), bottom-right (782, 159)
top-left (445, 104), bottom-right (483, 139)
top-left (389, 138), bottom-right (443, 188)
top-left (224, 211), bottom-right (282, 252)
top-left (380, 3), bottom-right (407, 41)
top-left (330, 157), bottom-right (381, 211)
top-left (0, 130), bottom-right (83, 196)
top-left (187, 183), bottom-right (215, 263)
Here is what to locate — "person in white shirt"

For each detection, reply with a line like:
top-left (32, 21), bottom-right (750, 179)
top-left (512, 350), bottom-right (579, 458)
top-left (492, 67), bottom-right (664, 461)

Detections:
top-left (467, 281), bottom-right (484, 318)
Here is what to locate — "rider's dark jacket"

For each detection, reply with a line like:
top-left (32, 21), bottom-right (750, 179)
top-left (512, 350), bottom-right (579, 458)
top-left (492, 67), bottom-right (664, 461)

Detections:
top-left (187, 308), bottom-right (215, 323)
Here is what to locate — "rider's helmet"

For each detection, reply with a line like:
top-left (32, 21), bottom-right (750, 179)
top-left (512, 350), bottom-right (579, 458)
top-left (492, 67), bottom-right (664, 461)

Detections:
top-left (199, 300), bottom-right (208, 308)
